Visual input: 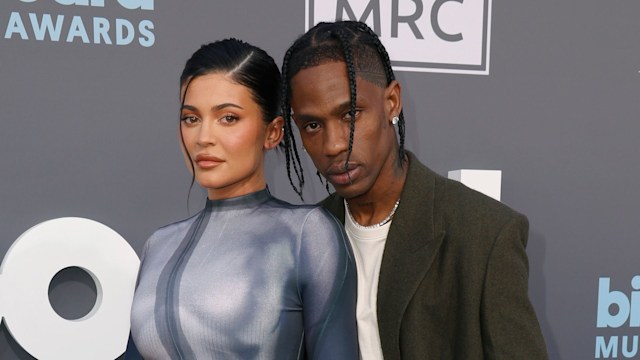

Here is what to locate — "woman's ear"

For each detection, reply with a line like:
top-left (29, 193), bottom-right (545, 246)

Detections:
top-left (264, 116), bottom-right (284, 150)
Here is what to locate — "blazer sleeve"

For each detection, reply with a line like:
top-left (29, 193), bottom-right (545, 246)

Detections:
top-left (480, 214), bottom-right (549, 359)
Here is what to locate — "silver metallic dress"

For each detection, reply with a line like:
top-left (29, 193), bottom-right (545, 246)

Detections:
top-left (127, 189), bottom-right (358, 359)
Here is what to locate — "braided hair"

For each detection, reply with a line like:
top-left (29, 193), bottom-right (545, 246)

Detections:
top-left (281, 21), bottom-right (406, 197)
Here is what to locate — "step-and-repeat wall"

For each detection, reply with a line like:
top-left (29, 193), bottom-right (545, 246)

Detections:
top-left (1, 1), bottom-right (638, 359)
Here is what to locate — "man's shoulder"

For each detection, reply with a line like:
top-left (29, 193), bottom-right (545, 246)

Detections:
top-left (406, 153), bottom-right (526, 227)
top-left (403, 155), bottom-right (530, 264)
top-left (439, 174), bottom-right (521, 218)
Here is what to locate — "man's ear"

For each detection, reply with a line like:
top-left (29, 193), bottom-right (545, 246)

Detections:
top-left (384, 80), bottom-right (402, 121)
top-left (264, 116), bottom-right (284, 150)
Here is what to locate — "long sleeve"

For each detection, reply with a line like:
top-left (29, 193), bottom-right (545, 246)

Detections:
top-left (481, 214), bottom-right (548, 359)
top-left (297, 208), bottom-right (359, 359)
top-left (125, 239), bottom-right (149, 360)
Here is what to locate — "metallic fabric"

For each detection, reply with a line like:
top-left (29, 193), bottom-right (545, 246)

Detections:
top-left (130, 189), bottom-right (358, 359)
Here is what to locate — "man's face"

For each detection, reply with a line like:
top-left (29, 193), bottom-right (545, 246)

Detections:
top-left (290, 61), bottom-right (401, 200)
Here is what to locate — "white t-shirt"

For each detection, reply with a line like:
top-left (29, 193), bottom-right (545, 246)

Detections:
top-left (344, 201), bottom-right (392, 360)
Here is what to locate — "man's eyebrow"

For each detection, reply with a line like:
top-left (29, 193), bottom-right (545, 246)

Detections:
top-left (332, 100), bottom-right (353, 115)
top-left (292, 112), bottom-right (323, 122)
top-left (294, 100), bottom-right (353, 122)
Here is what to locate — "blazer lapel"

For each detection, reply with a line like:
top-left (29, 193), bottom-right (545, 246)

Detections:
top-left (377, 153), bottom-right (445, 358)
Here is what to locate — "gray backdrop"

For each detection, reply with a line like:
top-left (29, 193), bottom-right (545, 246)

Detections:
top-left (1, 0), bottom-right (639, 359)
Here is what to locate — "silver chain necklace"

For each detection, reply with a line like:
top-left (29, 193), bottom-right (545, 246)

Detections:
top-left (345, 198), bottom-right (401, 230)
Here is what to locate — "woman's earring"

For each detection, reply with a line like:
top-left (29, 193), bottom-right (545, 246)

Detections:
top-left (391, 116), bottom-right (399, 125)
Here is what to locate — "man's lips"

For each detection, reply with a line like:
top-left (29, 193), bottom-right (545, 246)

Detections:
top-left (325, 163), bottom-right (360, 186)
top-left (195, 154), bottom-right (224, 169)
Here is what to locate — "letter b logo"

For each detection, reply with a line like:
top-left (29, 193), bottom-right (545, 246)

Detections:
top-left (597, 277), bottom-right (640, 328)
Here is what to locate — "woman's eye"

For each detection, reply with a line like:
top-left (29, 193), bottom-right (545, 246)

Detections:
top-left (181, 115), bottom-right (199, 125)
top-left (220, 114), bottom-right (239, 124)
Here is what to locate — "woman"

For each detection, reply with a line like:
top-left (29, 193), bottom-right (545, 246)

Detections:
top-left (126, 39), bottom-right (358, 359)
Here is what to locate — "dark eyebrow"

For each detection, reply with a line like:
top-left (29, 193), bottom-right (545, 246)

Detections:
top-left (294, 100), bottom-right (352, 123)
top-left (293, 113), bottom-right (323, 123)
top-left (332, 100), bottom-right (352, 116)
top-left (213, 103), bottom-right (243, 111)
top-left (181, 103), bottom-right (244, 112)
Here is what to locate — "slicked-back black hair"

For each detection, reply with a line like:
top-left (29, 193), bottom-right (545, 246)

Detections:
top-left (179, 38), bottom-right (281, 203)
top-left (281, 21), bottom-right (406, 197)
top-left (180, 38), bottom-right (280, 123)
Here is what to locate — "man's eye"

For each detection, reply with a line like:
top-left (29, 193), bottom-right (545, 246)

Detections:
top-left (343, 110), bottom-right (361, 121)
top-left (304, 123), bottom-right (321, 132)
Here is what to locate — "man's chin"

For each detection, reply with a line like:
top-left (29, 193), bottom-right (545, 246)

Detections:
top-left (331, 183), bottom-right (365, 200)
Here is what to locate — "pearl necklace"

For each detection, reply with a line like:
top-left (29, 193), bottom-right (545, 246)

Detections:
top-left (345, 198), bottom-right (401, 230)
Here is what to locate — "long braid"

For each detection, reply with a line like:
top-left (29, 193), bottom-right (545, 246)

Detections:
top-left (332, 29), bottom-right (358, 181)
top-left (280, 45), bottom-right (305, 199)
top-left (357, 24), bottom-right (407, 164)
top-left (316, 170), bottom-right (330, 193)
top-left (397, 110), bottom-right (406, 165)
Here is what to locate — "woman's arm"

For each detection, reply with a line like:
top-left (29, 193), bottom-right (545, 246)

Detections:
top-left (297, 207), bottom-right (359, 359)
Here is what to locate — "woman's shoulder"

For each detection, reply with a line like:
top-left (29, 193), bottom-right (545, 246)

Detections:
top-left (145, 210), bottom-right (204, 246)
top-left (266, 198), bottom-right (346, 248)
top-left (137, 211), bottom-right (203, 262)
top-left (266, 197), bottom-right (340, 226)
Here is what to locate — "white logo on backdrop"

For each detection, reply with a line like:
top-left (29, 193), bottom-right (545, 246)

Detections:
top-left (306, 0), bottom-right (492, 75)
top-left (0, 218), bottom-right (139, 359)
top-left (448, 169), bottom-right (501, 201)
top-left (3, 0), bottom-right (156, 47)
top-left (595, 276), bottom-right (640, 359)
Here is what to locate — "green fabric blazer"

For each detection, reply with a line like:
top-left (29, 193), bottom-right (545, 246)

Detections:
top-left (321, 152), bottom-right (548, 359)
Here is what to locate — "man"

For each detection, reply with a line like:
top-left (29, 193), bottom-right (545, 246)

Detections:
top-left (280, 21), bottom-right (548, 359)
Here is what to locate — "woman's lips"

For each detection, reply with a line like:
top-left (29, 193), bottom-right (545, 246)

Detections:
top-left (195, 154), bottom-right (224, 169)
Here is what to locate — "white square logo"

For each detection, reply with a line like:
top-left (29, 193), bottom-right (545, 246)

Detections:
top-left (306, 0), bottom-right (492, 75)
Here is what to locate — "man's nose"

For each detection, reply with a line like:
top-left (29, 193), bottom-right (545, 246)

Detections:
top-left (323, 121), bottom-right (349, 157)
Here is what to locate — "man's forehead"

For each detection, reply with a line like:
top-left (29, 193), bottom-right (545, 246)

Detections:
top-left (293, 61), bottom-right (348, 78)
top-left (287, 41), bottom-right (387, 87)
top-left (291, 61), bottom-right (385, 93)
top-left (291, 63), bottom-right (349, 94)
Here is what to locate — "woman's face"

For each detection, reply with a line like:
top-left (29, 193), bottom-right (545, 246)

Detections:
top-left (180, 73), bottom-right (282, 200)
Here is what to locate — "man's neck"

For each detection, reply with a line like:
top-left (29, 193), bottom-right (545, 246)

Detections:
top-left (346, 155), bottom-right (409, 227)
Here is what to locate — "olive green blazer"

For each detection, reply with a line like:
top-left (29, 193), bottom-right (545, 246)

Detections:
top-left (321, 152), bottom-right (548, 359)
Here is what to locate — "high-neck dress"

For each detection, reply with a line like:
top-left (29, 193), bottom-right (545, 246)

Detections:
top-left (128, 189), bottom-right (358, 359)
